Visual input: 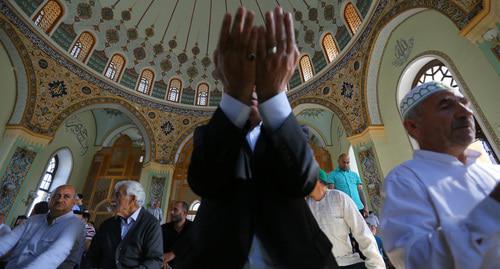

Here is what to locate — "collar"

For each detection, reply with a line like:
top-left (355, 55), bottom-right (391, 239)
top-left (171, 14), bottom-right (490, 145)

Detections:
top-left (334, 167), bottom-right (350, 173)
top-left (46, 210), bottom-right (75, 224)
top-left (124, 207), bottom-right (141, 224)
top-left (413, 149), bottom-right (480, 166)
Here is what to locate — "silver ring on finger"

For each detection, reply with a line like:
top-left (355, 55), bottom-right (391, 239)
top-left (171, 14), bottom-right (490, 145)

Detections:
top-left (267, 46), bottom-right (277, 55)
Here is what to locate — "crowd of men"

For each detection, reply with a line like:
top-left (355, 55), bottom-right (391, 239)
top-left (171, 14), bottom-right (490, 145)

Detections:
top-left (0, 5), bottom-right (498, 269)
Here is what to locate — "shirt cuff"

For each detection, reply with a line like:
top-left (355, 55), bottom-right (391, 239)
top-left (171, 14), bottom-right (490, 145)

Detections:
top-left (258, 91), bottom-right (292, 130)
top-left (220, 93), bottom-right (251, 129)
top-left (467, 196), bottom-right (500, 236)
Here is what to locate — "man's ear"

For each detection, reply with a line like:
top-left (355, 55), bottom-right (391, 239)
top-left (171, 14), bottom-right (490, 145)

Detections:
top-left (403, 119), bottom-right (420, 140)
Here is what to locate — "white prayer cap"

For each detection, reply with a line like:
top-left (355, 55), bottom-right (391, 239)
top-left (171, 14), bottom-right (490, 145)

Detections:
top-left (400, 81), bottom-right (461, 119)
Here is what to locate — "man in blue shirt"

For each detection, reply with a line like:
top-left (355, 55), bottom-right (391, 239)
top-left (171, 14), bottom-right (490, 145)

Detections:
top-left (329, 153), bottom-right (369, 217)
top-left (0, 185), bottom-right (85, 269)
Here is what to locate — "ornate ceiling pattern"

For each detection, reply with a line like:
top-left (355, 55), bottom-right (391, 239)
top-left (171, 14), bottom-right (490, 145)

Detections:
top-left (7, 0), bottom-right (375, 109)
top-left (0, 0), bottom-right (486, 164)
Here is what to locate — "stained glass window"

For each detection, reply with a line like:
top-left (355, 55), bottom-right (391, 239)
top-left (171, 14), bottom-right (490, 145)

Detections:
top-left (104, 54), bottom-right (126, 81)
top-left (33, 0), bottom-right (63, 33)
top-left (167, 78), bottom-right (182, 102)
top-left (344, 3), bottom-right (362, 35)
top-left (196, 83), bottom-right (209, 106)
top-left (299, 55), bottom-right (314, 82)
top-left (137, 69), bottom-right (155, 94)
top-left (322, 33), bottom-right (340, 63)
top-left (70, 31), bottom-right (95, 62)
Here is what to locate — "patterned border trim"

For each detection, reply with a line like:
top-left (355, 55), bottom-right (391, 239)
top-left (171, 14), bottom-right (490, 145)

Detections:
top-left (0, 1), bottom-right (214, 117)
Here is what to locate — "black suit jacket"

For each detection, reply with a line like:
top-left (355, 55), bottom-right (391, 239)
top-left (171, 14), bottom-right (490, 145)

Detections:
top-left (179, 108), bottom-right (336, 269)
top-left (82, 208), bottom-right (163, 269)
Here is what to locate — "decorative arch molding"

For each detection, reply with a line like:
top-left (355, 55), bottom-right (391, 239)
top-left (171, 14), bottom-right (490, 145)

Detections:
top-left (168, 119), bottom-right (209, 164)
top-left (291, 97), bottom-right (354, 136)
top-left (0, 20), bottom-right (36, 125)
top-left (365, 8), bottom-right (425, 124)
top-left (361, 1), bottom-right (486, 124)
top-left (48, 97), bottom-right (156, 163)
top-left (101, 124), bottom-right (138, 148)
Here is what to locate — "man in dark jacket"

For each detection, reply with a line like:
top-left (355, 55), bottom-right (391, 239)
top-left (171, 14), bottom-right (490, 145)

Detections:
top-left (177, 6), bottom-right (336, 269)
top-left (83, 180), bottom-right (163, 269)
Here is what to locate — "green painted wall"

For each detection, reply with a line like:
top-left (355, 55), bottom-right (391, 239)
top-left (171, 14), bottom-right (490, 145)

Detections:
top-left (6, 111), bottom-right (98, 223)
top-left (376, 9), bottom-right (500, 176)
top-left (0, 42), bottom-right (16, 141)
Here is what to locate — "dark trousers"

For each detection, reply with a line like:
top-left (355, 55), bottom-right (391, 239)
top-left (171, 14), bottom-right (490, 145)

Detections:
top-left (339, 262), bottom-right (366, 269)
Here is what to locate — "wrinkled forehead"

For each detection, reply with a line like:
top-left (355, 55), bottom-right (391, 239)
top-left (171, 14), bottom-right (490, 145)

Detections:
top-left (54, 186), bottom-right (75, 196)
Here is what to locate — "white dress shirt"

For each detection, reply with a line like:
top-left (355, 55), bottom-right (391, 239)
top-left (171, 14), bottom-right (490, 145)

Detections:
top-left (0, 211), bottom-right (85, 269)
top-left (220, 91), bottom-right (292, 269)
top-left (120, 207), bottom-right (142, 239)
top-left (307, 190), bottom-right (385, 269)
top-left (381, 149), bottom-right (500, 269)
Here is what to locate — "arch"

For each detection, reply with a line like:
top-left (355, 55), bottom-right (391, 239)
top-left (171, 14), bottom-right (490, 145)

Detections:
top-left (299, 55), bottom-right (314, 82)
top-left (365, 8), bottom-right (426, 124)
top-left (32, 0), bottom-right (63, 34)
top-left (321, 32), bottom-right (340, 63)
top-left (69, 31), bottom-right (95, 63)
top-left (48, 97), bottom-right (156, 163)
top-left (291, 97), bottom-right (354, 136)
top-left (101, 124), bottom-right (138, 147)
top-left (195, 82), bottom-right (209, 106)
top-left (0, 25), bottom-right (36, 126)
top-left (136, 68), bottom-right (155, 94)
top-left (104, 53), bottom-right (126, 82)
top-left (167, 78), bottom-right (182, 102)
top-left (343, 2), bottom-right (363, 35)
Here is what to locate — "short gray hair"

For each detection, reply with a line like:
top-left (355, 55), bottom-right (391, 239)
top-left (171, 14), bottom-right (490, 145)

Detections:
top-left (115, 180), bottom-right (146, 207)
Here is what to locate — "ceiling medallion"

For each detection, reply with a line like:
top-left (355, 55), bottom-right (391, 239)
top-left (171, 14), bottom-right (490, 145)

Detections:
top-left (38, 59), bottom-right (48, 69)
top-left (133, 47), bottom-right (146, 60)
top-left (353, 61), bottom-right (360, 71)
top-left (177, 53), bottom-right (188, 64)
top-left (106, 29), bottom-right (119, 44)
top-left (147, 111), bottom-right (156, 119)
top-left (168, 39), bottom-right (177, 49)
top-left (77, 3), bottom-right (92, 19)
top-left (101, 7), bottom-right (114, 20)
top-left (154, 44), bottom-right (164, 55)
top-left (192, 46), bottom-right (200, 56)
top-left (121, 10), bottom-right (131, 21)
top-left (161, 121), bottom-right (174, 136)
top-left (48, 80), bottom-right (67, 98)
top-left (145, 27), bottom-right (155, 38)
top-left (81, 86), bottom-right (92, 95)
top-left (160, 59), bottom-right (172, 72)
top-left (127, 28), bottom-right (138, 40)
top-left (322, 86), bottom-right (331, 95)
top-left (182, 119), bottom-right (190, 125)
top-left (341, 82), bottom-right (354, 99)
top-left (308, 8), bottom-right (318, 21)
top-left (201, 56), bottom-right (211, 67)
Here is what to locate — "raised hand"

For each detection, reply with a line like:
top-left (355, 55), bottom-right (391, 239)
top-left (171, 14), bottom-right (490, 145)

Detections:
top-left (213, 7), bottom-right (258, 105)
top-left (255, 6), bottom-right (299, 103)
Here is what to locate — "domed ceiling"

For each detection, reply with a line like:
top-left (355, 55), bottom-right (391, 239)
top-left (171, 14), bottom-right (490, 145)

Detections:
top-left (8, 0), bottom-right (375, 110)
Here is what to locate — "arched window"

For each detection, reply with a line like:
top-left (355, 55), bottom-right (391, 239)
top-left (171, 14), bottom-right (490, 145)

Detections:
top-left (344, 3), bottom-right (362, 35)
top-left (27, 148), bottom-right (73, 215)
top-left (322, 33), bottom-right (340, 63)
top-left (196, 83), bottom-right (209, 106)
top-left (187, 200), bottom-right (200, 221)
top-left (33, 0), bottom-right (63, 33)
top-left (167, 78), bottom-right (182, 102)
top-left (411, 60), bottom-right (499, 164)
top-left (104, 54), bottom-right (126, 81)
top-left (299, 55), bottom-right (314, 82)
top-left (136, 69), bottom-right (155, 94)
top-left (69, 31), bottom-right (95, 62)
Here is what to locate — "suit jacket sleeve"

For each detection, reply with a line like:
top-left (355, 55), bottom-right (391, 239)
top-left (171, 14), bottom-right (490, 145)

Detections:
top-left (188, 107), bottom-right (247, 199)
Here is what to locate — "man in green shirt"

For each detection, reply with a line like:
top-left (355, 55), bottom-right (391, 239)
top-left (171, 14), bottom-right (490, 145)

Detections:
top-left (329, 153), bottom-right (369, 217)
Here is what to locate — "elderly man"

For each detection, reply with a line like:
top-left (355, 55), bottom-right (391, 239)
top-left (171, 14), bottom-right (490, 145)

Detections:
top-left (161, 201), bottom-right (193, 269)
top-left (183, 6), bottom-right (336, 269)
top-left (380, 81), bottom-right (500, 269)
top-left (0, 185), bottom-right (85, 269)
top-left (329, 154), bottom-right (369, 217)
top-left (308, 170), bottom-right (385, 269)
top-left (83, 180), bottom-right (163, 269)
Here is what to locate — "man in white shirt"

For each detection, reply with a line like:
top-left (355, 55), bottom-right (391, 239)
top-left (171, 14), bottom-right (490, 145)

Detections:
top-left (308, 169), bottom-right (385, 269)
top-left (147, 198), bottom-right (163, 222)
top-left (380, 81), bottom-right (500, 269)
top-left (0, 185), bottom-right (85, 269)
